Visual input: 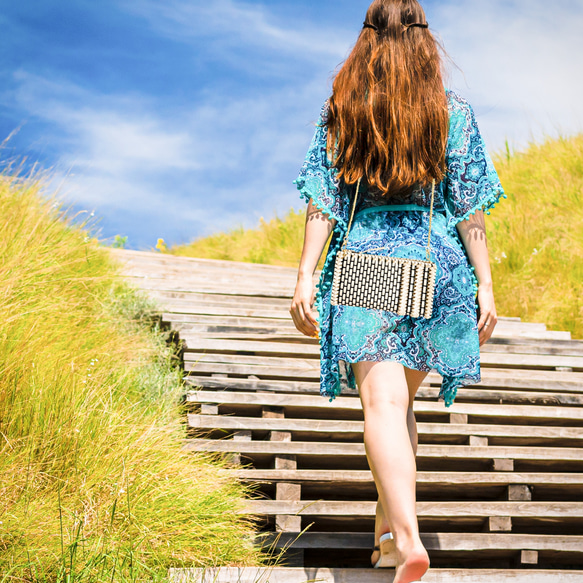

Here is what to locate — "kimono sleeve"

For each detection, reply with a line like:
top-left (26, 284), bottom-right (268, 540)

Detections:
top-left (444, 91), bottom-right (506, 233)
top-left (293, 102), bottom-right (349, 228)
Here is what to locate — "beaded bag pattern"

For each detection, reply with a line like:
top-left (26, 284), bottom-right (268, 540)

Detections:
top-left (330, 179), bottom-right (437, 319)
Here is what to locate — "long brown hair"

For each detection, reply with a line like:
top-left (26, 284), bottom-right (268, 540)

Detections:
top-left (327, 0), bottom-right (449, 198)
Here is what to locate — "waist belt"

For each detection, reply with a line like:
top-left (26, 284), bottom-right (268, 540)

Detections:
top-left (356, 203), bottom-right (431, 217)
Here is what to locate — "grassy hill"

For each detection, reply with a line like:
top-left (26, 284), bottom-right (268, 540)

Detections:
top-left (172, 133), bottom-right (583, 339)
top-left (0, 172), bottom-right (262, 581)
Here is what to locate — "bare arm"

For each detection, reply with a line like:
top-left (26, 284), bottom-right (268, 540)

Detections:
top-left (455, 210), bottom-right (497, 345)
top-left (290, 200), bottom-right (336, 337)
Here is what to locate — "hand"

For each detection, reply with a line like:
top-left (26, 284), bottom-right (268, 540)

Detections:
top-left (290, 276), bottom-right (319, 338)
top-left (476, 283), bottom-right (497, 346)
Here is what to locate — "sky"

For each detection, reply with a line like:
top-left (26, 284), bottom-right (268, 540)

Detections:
top-left (0, 0), bottom-right (581, 249)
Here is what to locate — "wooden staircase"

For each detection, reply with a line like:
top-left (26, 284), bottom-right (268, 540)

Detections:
top-left (113, 249), bottom-right (583, 583)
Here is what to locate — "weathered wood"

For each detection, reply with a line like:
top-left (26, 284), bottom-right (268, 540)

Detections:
top-left (181, 337), bottom-right (583, 371)
top-left (187, 390), bottom-right (583, 423)
top-left (489, 516), bottom-right (512, 531)
top-left (184, 355), bottom-right (583, 391)
top-left (185, 438), bottom-right (583, 462)
top-left (508, 484), bottom-right (532, 501)
top-left (129, 279), bottom-right (294, 298)
top-left (186, 372), bottom-right (583, 400)
top-left (520, 550), bottom-right (539, 564)
top-left (493, 459), bottom-right (515, 472)
top-left (264, 531), bottom-right (583, 552)
top-left (199, 403), bottom-right (218, 416)
top-left (117, 250), bottom-right (583, 573)
top-left (229, 468), bottom-right (583, 488)
top-left (165, 312), bottom-right (572, 341)
top-left (168, 567), bottom-right (583, 583)
top-left (469, 435), bottom-right (489, 446)
top-left (243, 499), bottom-right (583, 518)
top-left (188, 414), bottom-right (583, 445)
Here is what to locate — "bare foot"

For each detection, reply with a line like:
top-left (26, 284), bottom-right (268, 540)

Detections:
top-left (371, 499), bottom-right (391, 566)
top-left (394, 542), bottom-right (430, 583)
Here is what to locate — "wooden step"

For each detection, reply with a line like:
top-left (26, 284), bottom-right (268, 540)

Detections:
top-left (164, 312), bottom-right (572, 340)
top-left (267, 531), bottom-right (583, 553)
top-left (181, 338), bottom-right (583, 371)
top-left (168, 567), bottom-right (583, 583)
top-left (189, 414), bottom-right (583, 446)
top-left (186, 375), bottom-right (583, 407)
top-left (185, 439), bottom-right (583, 464)
top-left (244, 499), bottom-right (583, 520)
top-left (122, 275), bottom-right (294, 298)
top-left (187, 390), bottom-right (583, 424)
top-left (229, 469), bottom-right (583, 499)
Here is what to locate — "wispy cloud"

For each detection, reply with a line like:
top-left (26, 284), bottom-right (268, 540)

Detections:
top-left (10, 68), bottom-right (327, 247)
top-left (122, 0), bottom-right (351, 65)
top-left (431, 0), bottom-right (583, 149)
top-left (2, 0), bottom-right (582, 250)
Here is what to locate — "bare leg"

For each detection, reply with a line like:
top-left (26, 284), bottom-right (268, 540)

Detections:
top-left (371, 368), bottom-right (427, 564)
top-left (353, 361), bottom-right (429, 582)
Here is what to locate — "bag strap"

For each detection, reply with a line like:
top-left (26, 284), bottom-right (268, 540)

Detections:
top-left (341, 178), bottom-right (436, 262)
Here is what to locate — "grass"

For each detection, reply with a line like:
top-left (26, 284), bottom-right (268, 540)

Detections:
top-left (0, 171), bottom-right (263, 582)
top-left (172, 209), bottom-right (313, 267)
top-left (171, 133), bottom-right (583, 338)
top-left (487, 135), bottom-right (583, 338)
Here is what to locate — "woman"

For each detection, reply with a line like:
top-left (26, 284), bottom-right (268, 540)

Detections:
top-left (289, 1), bottom-right (505, 582)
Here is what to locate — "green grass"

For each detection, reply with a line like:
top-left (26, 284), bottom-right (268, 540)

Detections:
top-left (0, 171), bottom-right (263, 582)
top-left (171, 133), bottom-right (583, 338)
top-left (172, 210), bottom-right (312, 267)
top-left (487, 135), bottom-right (583, 338)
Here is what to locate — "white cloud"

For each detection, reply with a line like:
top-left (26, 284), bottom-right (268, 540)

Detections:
top-left (431, 0), bottom-right (583, 151)
top-left (5, 0), bottom-right (583, 249)
top-left (10, 68), bottom-right (327, 247)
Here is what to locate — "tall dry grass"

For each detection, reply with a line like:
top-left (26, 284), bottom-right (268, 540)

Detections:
top-left (172, 133), bottom-right (583, 338)
top-left (487, 135), bottom-right (583, 337)
top-left (0, 172), bottom-right (262, 582)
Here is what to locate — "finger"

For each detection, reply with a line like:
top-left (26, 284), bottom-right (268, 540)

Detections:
top-left (296, 302), bottom-right (317, 337)
top-left (303, 301), bottom-right (319, 327)
top-left (479, 315), bottom-right (496, 345)
top-left (477, 310), bottom-right (489, 332)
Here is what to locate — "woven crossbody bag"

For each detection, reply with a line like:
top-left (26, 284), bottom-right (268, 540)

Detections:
top-left (330, 178), bottom-right (437, 319)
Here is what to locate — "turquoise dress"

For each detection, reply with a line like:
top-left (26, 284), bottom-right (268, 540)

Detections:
top-left (294, 90), bottom-right (506, 407)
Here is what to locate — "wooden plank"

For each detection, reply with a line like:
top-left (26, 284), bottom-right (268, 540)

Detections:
top-left (185, 376), bottom-right (361, 396)
top-left (186, 370), bottom-right (583, 397)
top-left (186, 366), bottom-right (583, 405)
top-left (163, 313), bottom-right (297, 331)
top-left (122, 277), bottom-right (294, 298)
top-left (164, 305), bottom-right (292, 320)
top-left (266, 531), bottom-right (583, 552)
top-left (111, 248), bottom-right (300, 275)
top-left (181, 338), bottom-right (583, 370)
top-left (151, 290), bottom-right (291, 307)
top-left (228, 469), bottom-right (583, 488)
top-left (186, 390), bottom-right (583, 422)
top-left (185, 439), bottom-right (583, 462)
top-left (188, 414), bottom-right (583, 444)
top-left (163, 313), bottom-right (572, 341)
top-left (168, 567), bottom-right (583, 583)
top-left (243, 499), bottom-right (583, 518)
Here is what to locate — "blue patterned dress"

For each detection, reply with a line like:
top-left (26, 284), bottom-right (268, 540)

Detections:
top-left (294, 90), bottom-right (506, 407)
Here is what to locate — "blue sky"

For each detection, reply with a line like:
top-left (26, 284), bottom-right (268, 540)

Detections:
top-left (1, 0), bottom-right (581, 249)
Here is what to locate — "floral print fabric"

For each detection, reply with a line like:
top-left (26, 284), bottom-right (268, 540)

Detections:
top-left (294, 90), bottom-right (506, 407)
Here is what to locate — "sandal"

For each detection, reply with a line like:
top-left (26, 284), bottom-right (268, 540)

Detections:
top-left (373, 532), bottom-right (397, 568)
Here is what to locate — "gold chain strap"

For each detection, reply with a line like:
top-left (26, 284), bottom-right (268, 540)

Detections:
top-left (341, 178), bottom-right (436, 261)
